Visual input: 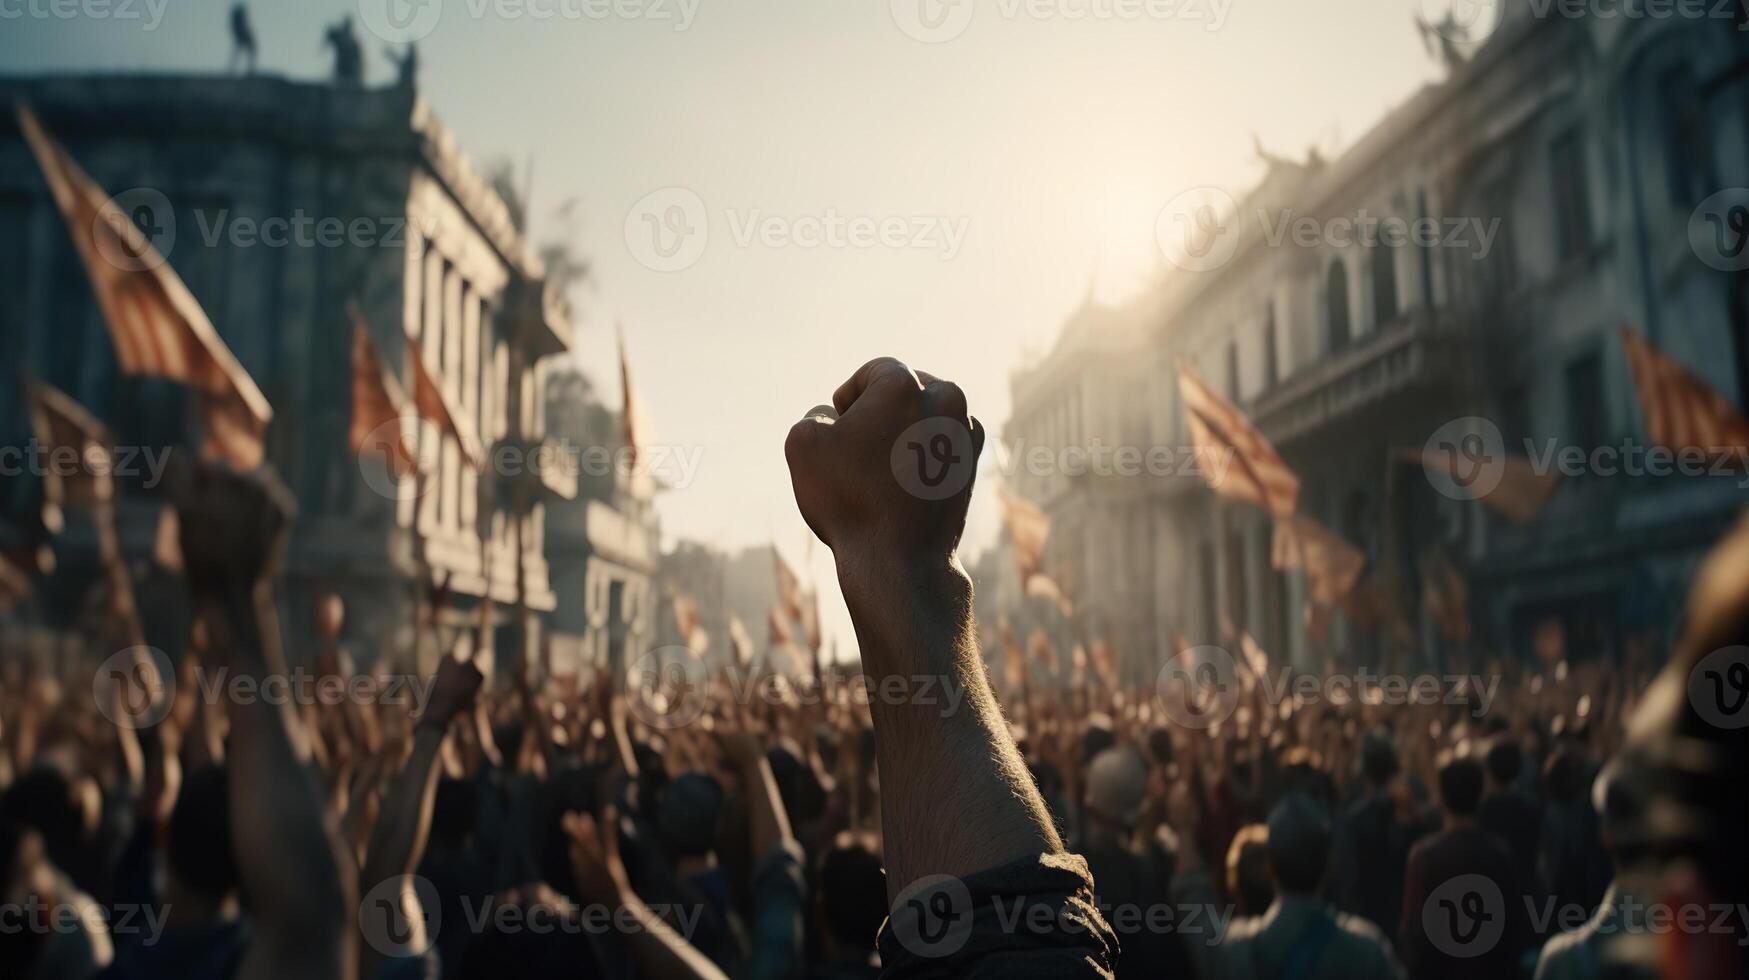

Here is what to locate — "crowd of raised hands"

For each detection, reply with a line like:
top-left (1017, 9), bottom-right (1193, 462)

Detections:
top-left (0, 358), bottom-right (1739, 980)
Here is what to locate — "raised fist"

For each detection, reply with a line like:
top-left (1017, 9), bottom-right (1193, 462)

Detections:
top-left (171, 459), bottom-right (295, 597)
top-left (423, 655), bottom-right (484, 730)
top-left (784, 357), bottom-right (985, 564)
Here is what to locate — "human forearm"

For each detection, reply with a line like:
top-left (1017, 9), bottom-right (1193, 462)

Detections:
top-left (838, 552), bottom-right (1059, 901)
top-left (617, 889), bottom-right (731, 980)
top-left (356, 724), bottom-right (444, 978)
top-left (212, 587), bottom-right (355, 979)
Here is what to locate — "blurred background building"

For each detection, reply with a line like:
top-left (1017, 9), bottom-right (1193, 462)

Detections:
top-left (1001, 6), bottom-right (1749, 677)
top-left (0, 74), bottom-right (584, 667)
top-left (544, 367), bottom-right (660, 677)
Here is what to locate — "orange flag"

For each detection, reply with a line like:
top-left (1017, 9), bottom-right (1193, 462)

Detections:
top-left (1271, 515), bottom-right (1366, 605)
top-left (728, 615), bottom-right (755, 667)
top-left (802, 588), bottom-right (823, 655)
top-left (618, 325), bottom-right (650, 469)
top-left (1177, 360), bottom-right (1299, 516)
top-left (998, 488), bottom-right (1073, 612)
top-left (348, 303), bottom-right (418, 480)
top-left (767, 605), bottom-right (793, 647)
top-left (1235, 629), bottom-right (1271, 682)
top-left (1421, 551), bottom-right (1472, 647)
top-left (27, 382), bottom-right (115, 531)
top-left (18, 105), bottom-right (271, 470)
top-left (773, 550), bottom-right (805, 623)
top-left (1619, 324), bottom-right (1749, 464)
top-left (671, 594), bottom-right (709, 655)
top-left (998, 488), bottom-right (1050, 573)
top-left (1399, 447), bottom-right (1563, 525)
top-left (404, 333), bottom-right (481, 468)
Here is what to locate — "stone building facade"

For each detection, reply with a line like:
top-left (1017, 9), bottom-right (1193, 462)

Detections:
top-left (0, 74), bottom-right (574, 666)
top-left (1003, 8), bottom-right (1749, 675)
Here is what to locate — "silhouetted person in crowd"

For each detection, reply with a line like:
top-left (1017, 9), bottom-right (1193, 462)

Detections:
top-left (1333, 729), bottom-right (1419, 944)
top-left (1176, 793), bottom-right (1406, 979)
top-left (811, 833), bottom-right (885, 980)
top-left (1400, 746), bottom-right (1532, 980)
top-left (1226, 823), bottom-right (1275, 916)
top-left (1479, 736), bottom-right (1541, 887)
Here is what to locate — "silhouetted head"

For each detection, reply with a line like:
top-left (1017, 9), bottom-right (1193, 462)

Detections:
top-left (1483, 737), bottom-right (1522, 789)
top-left (1225, 824), bottom-right (1274, 914)
top-left (1360, 728), bottom-right (1398, 787)
top-left (657, 772), bottom-right (724, 860)
top-left (1265, 794), bottom-right (1331, 895)
top-left (817, 832), bottom-right (886, 958)
top-left (1435, 745), bottom-right (1484, 818)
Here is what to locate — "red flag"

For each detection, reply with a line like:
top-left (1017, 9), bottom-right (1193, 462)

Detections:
top-left (802, 588), bottom-right (823, 655)
top-left (618, 325), bottom-right (649, 469)
top-left (1399, 447), bottom-right (1563, 525)
top-left (404, 333), bottom-right (481, 468)
top-left (773, 550), bottom-right (805, 623)
top-left (18, 105), bottom-right (271, 470)
top-left (671, 594), bottom-right (709, 655)
top-left (1235, 630), bottom-right (1271, 683)
top-left (1619, 324), bottom-right (1749, 464)
top-left (1271, 515), bottom-right (1366, 605)
top-left (767, 605), bottom-right (793, 647)
top-left (1177, 360), bottom-right (1299, 516)
top-left (27, 382), bottom-right (114, 531)
top-left (998, 488), bottom-right (1074, 612)
top-left (998, 488), bottom-right (1050, 574)
top-left (1025, 573), bottom-right (1075, 616)
top-left (348, 303), bottom-right (418, 480)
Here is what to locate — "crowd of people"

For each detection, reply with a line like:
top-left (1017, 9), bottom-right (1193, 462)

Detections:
top-left (0, 358), bottom-right (1744, 979)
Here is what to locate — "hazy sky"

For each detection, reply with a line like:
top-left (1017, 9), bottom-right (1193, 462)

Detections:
top-left (1, 0), bottom-right (1458, 650)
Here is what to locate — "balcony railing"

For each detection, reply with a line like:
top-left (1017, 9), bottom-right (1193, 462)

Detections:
top-left (1249, 308), bottom-right (1470, 445)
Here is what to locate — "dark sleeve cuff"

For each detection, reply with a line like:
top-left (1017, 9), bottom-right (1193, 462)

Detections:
top-left (877, 851), bottom-right (1117, 979)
